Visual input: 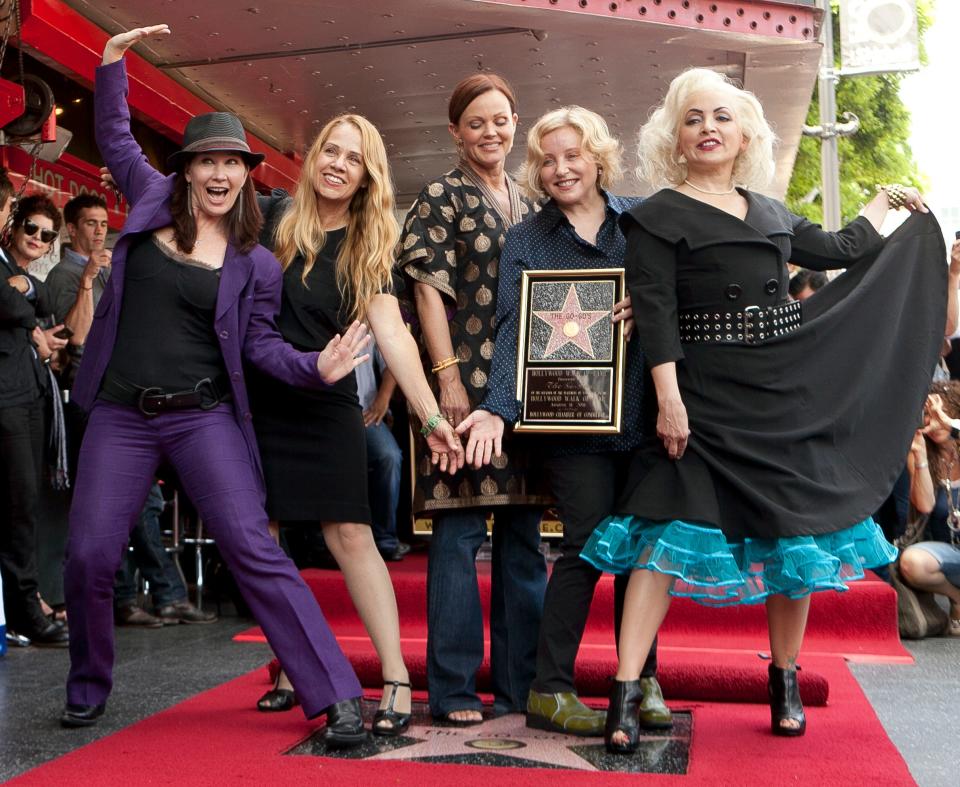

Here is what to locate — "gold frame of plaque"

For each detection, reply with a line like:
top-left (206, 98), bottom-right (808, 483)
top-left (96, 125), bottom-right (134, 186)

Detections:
top-left (514, 268), bottom-right (626, 434)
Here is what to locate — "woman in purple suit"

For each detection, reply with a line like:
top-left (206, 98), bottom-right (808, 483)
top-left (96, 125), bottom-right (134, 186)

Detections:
top-left (58, 25), bottom-right (448, 743)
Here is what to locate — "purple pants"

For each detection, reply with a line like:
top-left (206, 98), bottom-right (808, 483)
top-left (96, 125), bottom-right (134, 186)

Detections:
top-left (63, 402), bottom-right (361, 718)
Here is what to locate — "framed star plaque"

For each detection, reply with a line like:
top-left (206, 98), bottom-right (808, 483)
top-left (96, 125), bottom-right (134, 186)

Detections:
top-left (514, 268), bottom-right (626, 433)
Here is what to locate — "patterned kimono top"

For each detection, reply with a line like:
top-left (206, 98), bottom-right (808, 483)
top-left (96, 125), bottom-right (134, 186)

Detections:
top-left (399, 164), bottom-right (552, 513)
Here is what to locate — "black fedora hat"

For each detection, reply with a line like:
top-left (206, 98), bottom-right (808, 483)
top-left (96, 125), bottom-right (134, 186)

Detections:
top-left (167, 111), bottom-right (265, 171)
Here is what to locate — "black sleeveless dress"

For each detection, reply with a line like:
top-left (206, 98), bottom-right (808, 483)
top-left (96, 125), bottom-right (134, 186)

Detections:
top-left (248, 228), bottom-right (370, 524)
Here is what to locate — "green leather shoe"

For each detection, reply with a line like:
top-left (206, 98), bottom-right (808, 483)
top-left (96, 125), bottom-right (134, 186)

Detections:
top-left (525, 690), bottom-right (605, 737)
top-left (638, 676), bottom-right (673, 729)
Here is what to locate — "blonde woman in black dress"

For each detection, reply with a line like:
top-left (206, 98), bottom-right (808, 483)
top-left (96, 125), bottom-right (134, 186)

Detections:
top-left (251, 114), bottom-right (463, 737)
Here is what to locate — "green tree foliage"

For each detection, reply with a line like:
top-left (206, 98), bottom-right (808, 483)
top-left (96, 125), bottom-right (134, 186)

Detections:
top-left (786, 0), bottom-right (933, 224)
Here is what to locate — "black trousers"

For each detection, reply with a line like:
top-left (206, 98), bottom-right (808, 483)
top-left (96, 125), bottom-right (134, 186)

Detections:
top-left (0, 397), bottom-right (46, 630)
top-left (533, 451), bottom-right (657, 693)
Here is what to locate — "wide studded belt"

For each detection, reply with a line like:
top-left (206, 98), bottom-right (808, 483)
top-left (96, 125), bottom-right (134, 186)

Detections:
top-left (678, 300), bottom-right (802, 345)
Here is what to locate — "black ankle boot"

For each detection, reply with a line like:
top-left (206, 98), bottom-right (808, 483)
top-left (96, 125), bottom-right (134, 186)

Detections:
top-left (604, 679), bottom-right (643, 754)
top-left (323, 697), bottom-right (367, 748)
top-left (767, 663), bottom-right (806, 737)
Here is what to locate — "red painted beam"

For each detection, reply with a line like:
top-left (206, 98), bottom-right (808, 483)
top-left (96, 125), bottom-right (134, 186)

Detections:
top-left (1, 147), bottom-right (130, 230)
top-left (479, 0), bottom-right (819, 41)
top-left (14, 0), bottom-right (297, 191)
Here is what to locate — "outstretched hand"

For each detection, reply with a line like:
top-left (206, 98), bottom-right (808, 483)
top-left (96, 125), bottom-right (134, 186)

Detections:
top-left (455, 409), bottom-right (505, 469)
top-left (103, 24), bottom-right (170, 65)
top-left (426, 420), bottom-right (464, 475)
top-left (316, 321), bottom-right (370, 385)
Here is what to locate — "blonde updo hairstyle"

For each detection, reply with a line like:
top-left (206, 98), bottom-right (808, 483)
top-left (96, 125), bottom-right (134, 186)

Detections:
top-left (518, 106), bottom-right (623, 201)
top-left (637, 68), bottom-right (776, 191)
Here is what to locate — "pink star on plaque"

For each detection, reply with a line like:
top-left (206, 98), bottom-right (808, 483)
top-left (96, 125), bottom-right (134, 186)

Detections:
top-left (533, 284), bottom-right (608, 358)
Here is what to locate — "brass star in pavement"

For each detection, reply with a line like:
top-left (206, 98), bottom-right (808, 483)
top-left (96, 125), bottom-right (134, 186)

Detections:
top-left (367, 713), bottom-right (603, 769)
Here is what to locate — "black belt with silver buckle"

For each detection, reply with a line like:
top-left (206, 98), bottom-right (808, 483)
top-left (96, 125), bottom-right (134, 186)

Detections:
top-left (101, 374), bottom-right (231, 417)
top-left (678, 300), bottom-right (802, 345)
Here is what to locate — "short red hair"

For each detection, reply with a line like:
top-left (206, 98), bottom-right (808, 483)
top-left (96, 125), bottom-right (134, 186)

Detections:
top-left (448, 73), bottom-right (517, 125)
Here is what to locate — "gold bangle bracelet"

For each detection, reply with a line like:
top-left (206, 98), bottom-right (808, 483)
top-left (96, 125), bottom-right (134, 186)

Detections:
top-left (431, 356), bottom-right (459, 374)
top-left (877, 183), bottom-right (909, 211)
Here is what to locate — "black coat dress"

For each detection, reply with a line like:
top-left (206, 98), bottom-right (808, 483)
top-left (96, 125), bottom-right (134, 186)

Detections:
top-left (615, 189), bottom-right (946, 541)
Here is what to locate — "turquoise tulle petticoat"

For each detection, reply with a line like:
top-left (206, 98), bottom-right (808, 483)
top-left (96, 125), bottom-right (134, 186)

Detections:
top-left (580, 516), bottom-right (898, 606)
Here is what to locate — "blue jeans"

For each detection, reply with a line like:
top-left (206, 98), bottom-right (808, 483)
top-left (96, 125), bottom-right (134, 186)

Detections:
top-left (366, 422), bottom-right (402, 553)
top-left (426, 506), bottom-right (546, 717)
top-left (113, 483), bottom-right (187, 608)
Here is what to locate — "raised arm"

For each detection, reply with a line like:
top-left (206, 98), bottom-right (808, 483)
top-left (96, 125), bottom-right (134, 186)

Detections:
top-left (96, 25), bottom-right (171, 206)
top-left (907, 430), bottom-right (935, 515)
top-left (788, 186), bottom-right (926, 271)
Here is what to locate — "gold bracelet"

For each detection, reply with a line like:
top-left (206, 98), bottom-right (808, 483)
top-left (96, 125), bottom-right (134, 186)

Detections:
top-left (431, 356), bottom-right (459, 374)
top-left (878, 183), bottom-right (909, 211)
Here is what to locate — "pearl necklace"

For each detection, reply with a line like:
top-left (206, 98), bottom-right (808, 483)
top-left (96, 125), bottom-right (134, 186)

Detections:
top-left (683, 178), bottom-right (736, 196)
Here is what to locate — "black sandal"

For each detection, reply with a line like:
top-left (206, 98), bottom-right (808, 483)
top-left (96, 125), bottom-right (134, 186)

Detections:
top-left (604, 679), bottom-right (643, 754)
top-left (767, 663), bottom-right (806, 737)
top-left (257, 672), bottom-right (298, 712)
top-left (373, 680), bottom-right (412, 737)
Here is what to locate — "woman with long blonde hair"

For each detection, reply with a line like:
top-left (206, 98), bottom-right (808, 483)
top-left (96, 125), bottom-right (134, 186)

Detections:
top-left (250, 113), bottom-right (462, 738)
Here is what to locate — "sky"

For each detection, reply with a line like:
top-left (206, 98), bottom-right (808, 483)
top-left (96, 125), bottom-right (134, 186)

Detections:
top-left (900, 2), bottom-right (960, 214)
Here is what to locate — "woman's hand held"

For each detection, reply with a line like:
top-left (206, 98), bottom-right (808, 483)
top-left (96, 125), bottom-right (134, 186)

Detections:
top-left (455, 410), bottom-right (504, 469)
top-left (437, 368), bottom-right (470, 428)
top-left (427, 421), bottom-right (464, 475)
top-left (103, 24), bottom-right (170, 65)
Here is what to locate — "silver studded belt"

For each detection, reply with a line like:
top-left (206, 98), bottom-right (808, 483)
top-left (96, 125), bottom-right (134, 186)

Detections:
top-left (678, 300), bottom-right (802, 345)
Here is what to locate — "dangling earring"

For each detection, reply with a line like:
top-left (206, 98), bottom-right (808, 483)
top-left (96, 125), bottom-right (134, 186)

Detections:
top-left (187, 186), bottom-right (194, 217)
top-left (236, 192), bottom-right (243, 224)
top-left (455, 137), bottom-right (464, 158)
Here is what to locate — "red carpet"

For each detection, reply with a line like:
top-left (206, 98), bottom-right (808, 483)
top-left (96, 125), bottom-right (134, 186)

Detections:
top-left (10, 654), bottom-right (915, 786)
top-left (293, 555), bottom-right (909, 663)
top-left (235, 553), bottom-right (909, 702)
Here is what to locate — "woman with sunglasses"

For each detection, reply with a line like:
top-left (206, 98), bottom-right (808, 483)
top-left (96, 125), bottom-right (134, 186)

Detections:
top-left (12, 207), bottom-right (61, 245)
top-left (0, 193), bottom-right (70, 647)
top-left (59, 25), bottom-right (374, 742)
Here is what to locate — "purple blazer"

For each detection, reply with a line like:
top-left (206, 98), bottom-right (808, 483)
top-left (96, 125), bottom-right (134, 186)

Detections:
top-left (76, 59), bottom-right (325, 485)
